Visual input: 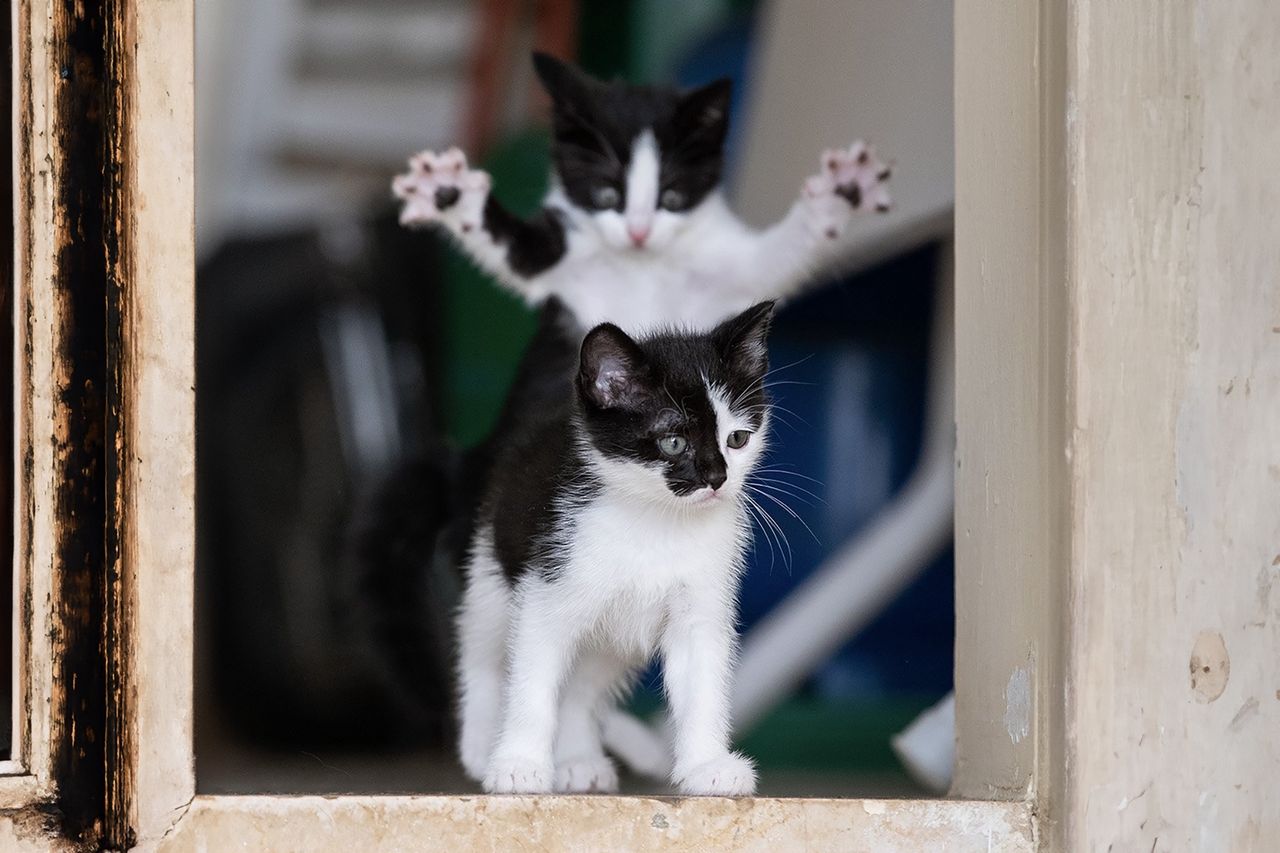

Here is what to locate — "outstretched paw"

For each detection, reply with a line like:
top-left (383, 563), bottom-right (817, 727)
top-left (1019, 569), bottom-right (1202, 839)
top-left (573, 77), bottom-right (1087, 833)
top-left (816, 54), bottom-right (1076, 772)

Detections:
top-left (802, 140), bottom-right (893, 239)
top-left (392, 147), bottom-right (490, 232)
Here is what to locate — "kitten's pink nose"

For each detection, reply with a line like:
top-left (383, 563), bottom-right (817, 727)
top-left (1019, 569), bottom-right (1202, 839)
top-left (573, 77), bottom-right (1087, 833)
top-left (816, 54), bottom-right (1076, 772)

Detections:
top-left (628, 224), bottom-right (650, 247)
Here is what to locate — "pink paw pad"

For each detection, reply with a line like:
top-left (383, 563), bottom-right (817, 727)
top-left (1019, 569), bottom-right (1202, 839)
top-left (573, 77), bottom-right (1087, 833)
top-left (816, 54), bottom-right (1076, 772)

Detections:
top-left (820, 140), bottom-right (893, 213)
top-left (802, 140), bottom-right (894, 242)
top-left (391, 147), bottom-right (490, 230)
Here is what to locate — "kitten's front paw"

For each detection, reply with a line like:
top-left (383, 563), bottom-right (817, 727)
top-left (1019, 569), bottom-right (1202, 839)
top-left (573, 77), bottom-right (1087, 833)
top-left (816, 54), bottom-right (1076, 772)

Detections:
top-left (459, 732), bottom-right (491, 783)
top-left (555, 756), bottom-right (619, 794)
top-left (392, 147), bottom-right (490, 232)
top-left (802, 140), bottom-right (893, 239)
top-left (483, 756), bottom-right (554, 794)
top-left (674, 751), bottom-right (757, 797)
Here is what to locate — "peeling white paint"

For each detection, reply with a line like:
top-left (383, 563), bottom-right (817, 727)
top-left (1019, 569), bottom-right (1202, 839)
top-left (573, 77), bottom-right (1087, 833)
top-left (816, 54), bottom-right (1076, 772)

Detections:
top-left (1003, 667), bottom-right (1032, 744)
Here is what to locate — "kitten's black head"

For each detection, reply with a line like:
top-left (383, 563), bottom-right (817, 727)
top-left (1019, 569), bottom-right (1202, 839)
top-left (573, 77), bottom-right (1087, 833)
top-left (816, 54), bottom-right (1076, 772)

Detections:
top-left (575, 302), bottom-right (774, 502)
top-left (532, 52), bottom-right (731, 252)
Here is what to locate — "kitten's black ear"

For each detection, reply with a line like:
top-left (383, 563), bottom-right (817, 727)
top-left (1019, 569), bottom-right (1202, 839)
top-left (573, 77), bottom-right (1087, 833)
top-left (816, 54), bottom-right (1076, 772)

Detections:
top-left (673, 78), bottom-right (733, 143)
top-left (578, 323), bottom-right (650, 410)
top-left (713, 301), bottom-right (774, 378)
top-left (532, 52), bottom-right (596, 107)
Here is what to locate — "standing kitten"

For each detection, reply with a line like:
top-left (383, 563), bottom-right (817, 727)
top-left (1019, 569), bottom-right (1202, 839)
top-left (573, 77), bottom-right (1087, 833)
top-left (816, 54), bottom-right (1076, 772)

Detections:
top-left (458, 302), bottom-right (776, 796)
top-left (392, 53), bottom-right (891, 332)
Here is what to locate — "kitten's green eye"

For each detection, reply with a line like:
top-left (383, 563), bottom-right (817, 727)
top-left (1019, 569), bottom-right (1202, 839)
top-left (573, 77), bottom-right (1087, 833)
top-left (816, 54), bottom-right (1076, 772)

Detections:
top-left (726, 430), bottom-right (751, 449)
top-left (658, 435), bottom-right (688, 456)
top-left (660, 188), bottom-right (687, 210)
top-left (592, 186), bottom-right (621, 209)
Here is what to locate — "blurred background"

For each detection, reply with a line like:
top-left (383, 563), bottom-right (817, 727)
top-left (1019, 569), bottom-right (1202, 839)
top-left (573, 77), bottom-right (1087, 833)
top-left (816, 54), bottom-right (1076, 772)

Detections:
top-left (195, 0), bottom-right (954, 796)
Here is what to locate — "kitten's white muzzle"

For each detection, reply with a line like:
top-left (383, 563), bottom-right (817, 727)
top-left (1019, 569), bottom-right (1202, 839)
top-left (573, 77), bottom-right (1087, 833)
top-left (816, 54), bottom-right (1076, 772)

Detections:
top-left (686, 486), bottom-right (722, 505)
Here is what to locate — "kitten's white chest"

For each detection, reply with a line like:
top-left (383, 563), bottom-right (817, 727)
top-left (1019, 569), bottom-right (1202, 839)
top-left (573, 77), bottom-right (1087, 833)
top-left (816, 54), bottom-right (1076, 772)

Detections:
top-left (534, 255), bottom-right (726, 332)
top-left (531, 196), bottom-right (758, 332)
top-left (563, 497), bottom-right (744, 656)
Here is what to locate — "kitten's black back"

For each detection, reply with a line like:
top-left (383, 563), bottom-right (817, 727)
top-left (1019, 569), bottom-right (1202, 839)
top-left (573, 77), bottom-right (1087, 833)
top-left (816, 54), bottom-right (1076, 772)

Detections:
top-left (454, 298), bottom-right (588, 581)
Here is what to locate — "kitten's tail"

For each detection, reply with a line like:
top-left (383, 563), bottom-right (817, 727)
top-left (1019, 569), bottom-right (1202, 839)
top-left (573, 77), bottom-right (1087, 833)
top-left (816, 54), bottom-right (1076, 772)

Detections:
top-left (601, 709), bottom-right (671, 780)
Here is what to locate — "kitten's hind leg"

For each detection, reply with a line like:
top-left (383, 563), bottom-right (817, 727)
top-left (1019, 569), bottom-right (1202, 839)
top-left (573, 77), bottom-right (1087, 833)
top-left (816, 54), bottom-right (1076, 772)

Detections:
top-left (553, 651), bottom-right (634, 793)
top-left (455, 560), bottom-right (509, 782)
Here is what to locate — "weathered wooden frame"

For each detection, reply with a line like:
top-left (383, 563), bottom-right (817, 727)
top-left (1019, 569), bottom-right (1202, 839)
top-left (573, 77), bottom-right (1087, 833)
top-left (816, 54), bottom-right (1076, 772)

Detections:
top-left (15, 0), bottom-right (1276, 850)
top-left (0, 2), bottom-right (1038, 849)
top-left (2, 0), bottom-right (1031, 848)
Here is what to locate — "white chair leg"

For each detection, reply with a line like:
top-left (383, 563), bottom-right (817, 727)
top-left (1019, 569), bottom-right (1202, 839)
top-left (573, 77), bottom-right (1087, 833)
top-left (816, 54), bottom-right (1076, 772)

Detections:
top-left (731, 241), bottom-right (955, 734)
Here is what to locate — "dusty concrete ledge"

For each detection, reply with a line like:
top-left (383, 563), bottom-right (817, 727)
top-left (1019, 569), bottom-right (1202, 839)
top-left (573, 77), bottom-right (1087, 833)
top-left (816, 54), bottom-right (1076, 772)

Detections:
top-left (160, 795), bottom-right (1034, 852)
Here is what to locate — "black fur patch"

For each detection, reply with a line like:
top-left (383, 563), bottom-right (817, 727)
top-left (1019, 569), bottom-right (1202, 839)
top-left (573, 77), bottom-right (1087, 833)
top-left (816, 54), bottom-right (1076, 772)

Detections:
top-left (482, 196), bottom-right (568, 278)
top-left (532, 52), bottom-right (731, 216)
top-left (454, 300), bottom-right (584, 583)
top-left (475, 302), bottom-right (774, 584)
top-left (576, 302), bottom-right (772, 496)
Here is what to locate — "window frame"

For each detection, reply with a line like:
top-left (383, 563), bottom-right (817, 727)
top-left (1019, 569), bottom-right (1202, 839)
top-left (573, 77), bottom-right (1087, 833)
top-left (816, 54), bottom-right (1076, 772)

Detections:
top-left (2, 0), bottom-right (1083, 849)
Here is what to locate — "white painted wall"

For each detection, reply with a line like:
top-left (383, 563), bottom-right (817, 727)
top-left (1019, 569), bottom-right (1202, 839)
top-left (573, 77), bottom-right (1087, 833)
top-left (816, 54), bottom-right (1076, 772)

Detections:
top-left (734, 0), bottom-right (953, 273)
top-left (957, 1), bottom-right (1280, 848)
top-left (1063, 2), bottom-right (1280, 849)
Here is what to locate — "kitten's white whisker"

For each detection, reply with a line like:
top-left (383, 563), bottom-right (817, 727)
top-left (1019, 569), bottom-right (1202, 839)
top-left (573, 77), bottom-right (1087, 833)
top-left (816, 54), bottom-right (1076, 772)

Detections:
top-left (750, 476), bottom-right (826, 503)
top-left (749, 488), bottom-right (821, 545)
top-left (744, 493), bottom-right (792, 574)
top-left (755, 466), bottom-right (826, 486)
top-left (742, 499), bottom-right (779, 574)
top-left (749, 480), bottom-right (824, 507)
top-left (762, 379), bottom-right (815, 390)
top-left (727, 354), bottom-right (813, 409)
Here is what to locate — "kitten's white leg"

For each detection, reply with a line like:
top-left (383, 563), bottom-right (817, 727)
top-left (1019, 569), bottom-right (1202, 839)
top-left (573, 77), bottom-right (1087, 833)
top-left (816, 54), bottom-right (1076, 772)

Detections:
top-left (455, 559), bottom-right (509, 782)
top-left (728, 140), bottom-right (893, 303)
top-left (553, 650), bottom-right (633, 793)
top-left (484, 583), bottom-right (579, 794)
top-left (391, 148), bottom-right (546, 296)
top-left (661, 591), bottom-right (756, 797)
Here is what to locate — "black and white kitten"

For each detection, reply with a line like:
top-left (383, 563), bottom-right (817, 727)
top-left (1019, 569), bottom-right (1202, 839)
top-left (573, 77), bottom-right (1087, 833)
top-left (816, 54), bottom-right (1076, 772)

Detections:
top-left (458, 302), bottom-right (775, 796)
top-left (392, 53), bottom-right (891, 332)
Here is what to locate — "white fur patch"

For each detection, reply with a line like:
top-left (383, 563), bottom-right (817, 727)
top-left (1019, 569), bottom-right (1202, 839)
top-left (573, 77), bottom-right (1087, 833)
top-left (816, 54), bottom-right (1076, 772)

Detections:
top-left (710, 385), bottom-right (768, 501)
top-left (624, 130), bottom-right (661, 237)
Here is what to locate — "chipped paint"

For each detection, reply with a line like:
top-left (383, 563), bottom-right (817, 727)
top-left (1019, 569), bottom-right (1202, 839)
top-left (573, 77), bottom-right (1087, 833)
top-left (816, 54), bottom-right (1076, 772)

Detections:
top-left (1227, 698), bottom-right (1259, 732)
top-left (1003, 666), bottom-right (1031, 744)
top-left (1189, 632), bottom-right (1230, 703)
top-left (13, 0), bottom-right (193, 848)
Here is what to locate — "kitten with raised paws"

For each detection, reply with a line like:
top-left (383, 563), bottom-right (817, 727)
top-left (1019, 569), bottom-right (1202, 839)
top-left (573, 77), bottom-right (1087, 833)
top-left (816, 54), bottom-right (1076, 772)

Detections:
top-left (393, 53), bottom-right (891, 333)
top-left (457, 302), bottom-right (776, 796)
